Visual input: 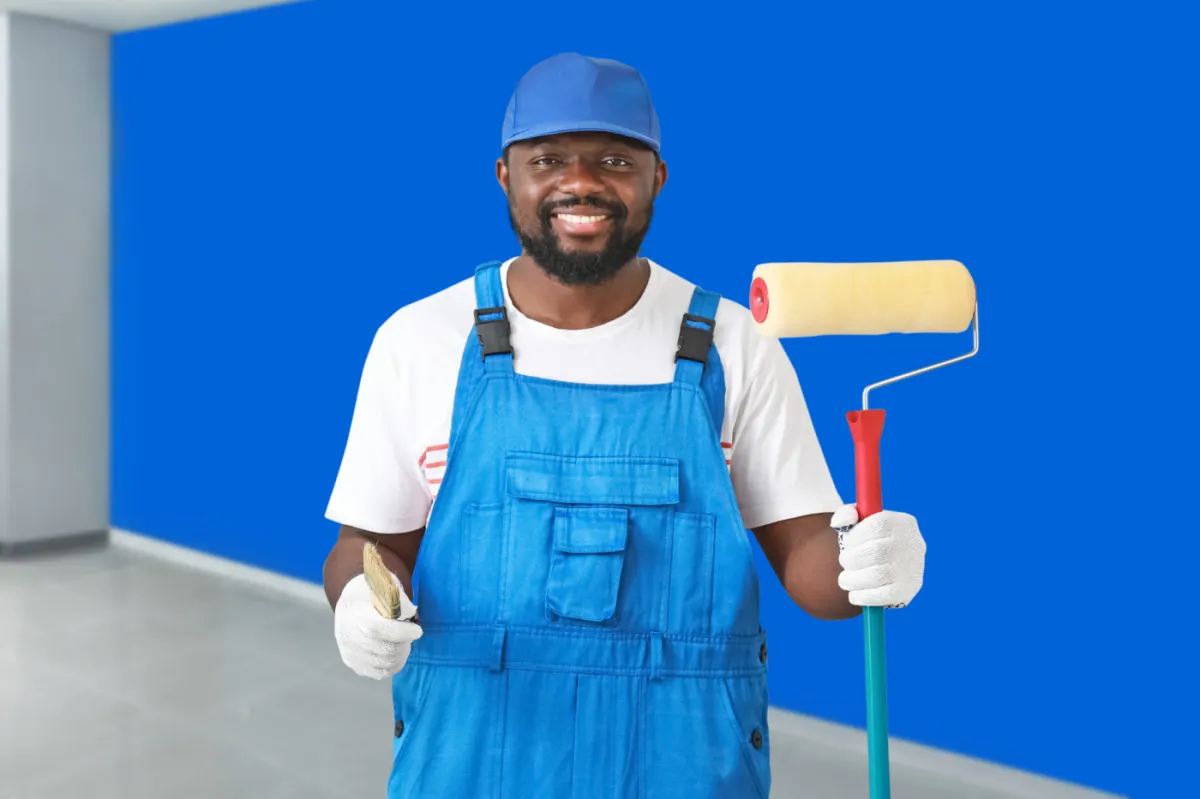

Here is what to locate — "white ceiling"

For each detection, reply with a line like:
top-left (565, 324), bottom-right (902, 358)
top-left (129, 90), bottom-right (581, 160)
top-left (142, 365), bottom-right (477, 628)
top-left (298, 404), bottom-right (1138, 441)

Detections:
top-left (0, 0), bottom-right (307, 32)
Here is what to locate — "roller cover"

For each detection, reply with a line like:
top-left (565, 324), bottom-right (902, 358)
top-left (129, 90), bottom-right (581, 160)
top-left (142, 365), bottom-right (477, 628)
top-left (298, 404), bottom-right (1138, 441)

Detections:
top-left (749, 260), bottom-right (976, 338)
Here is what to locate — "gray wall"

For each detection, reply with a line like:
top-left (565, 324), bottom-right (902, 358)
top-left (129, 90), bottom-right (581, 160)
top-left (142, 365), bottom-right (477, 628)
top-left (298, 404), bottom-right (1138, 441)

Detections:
top-left (0, 12), bottom-right (109, 551)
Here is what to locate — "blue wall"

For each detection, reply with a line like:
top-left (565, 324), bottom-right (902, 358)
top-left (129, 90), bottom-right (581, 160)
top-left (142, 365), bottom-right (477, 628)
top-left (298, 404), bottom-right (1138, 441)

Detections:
top-left (112, 1), bottom-right (1195, 796)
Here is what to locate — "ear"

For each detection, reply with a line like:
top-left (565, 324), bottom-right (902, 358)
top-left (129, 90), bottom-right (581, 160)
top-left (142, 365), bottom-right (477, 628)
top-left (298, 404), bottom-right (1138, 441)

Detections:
top-left (496, 157), bottom-right (510, 196)
top-left (653, 158), bottom-right (668, 198)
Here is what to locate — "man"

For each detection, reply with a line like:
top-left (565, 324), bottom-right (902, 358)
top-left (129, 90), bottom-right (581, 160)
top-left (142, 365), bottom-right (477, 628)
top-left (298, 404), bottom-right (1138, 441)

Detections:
top-left (322, 53), bottom-right (926, 798)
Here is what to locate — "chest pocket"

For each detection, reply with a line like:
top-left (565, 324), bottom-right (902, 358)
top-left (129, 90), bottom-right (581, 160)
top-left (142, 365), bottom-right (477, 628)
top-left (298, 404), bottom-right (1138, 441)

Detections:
top-left (505, 453), bottom-right (680, 626)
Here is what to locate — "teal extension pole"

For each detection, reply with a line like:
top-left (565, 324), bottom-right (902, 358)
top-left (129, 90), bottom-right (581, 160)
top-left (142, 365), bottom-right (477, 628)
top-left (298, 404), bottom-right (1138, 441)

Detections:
top-left (864, 606), bottom-right (891, 796)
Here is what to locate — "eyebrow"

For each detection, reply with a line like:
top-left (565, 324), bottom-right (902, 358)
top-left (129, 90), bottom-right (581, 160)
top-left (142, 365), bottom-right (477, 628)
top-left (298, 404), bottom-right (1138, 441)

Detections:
top-left (505, 138), bottom-right (659, 164)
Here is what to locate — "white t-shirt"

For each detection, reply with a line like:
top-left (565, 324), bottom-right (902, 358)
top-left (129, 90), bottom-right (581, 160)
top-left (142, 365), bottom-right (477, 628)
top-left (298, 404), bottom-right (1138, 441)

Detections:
top-left (325, 258), bottom-right (842, 534)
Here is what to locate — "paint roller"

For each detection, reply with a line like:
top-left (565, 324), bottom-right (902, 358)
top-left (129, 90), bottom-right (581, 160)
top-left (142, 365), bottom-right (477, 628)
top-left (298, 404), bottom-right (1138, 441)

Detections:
top-left (749, 260), bottom-right (979, 799)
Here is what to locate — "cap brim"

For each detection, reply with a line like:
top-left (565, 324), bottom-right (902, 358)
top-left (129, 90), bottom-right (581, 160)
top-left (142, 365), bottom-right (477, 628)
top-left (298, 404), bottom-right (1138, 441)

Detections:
top-left (502, 121), bottom-right (660, 153)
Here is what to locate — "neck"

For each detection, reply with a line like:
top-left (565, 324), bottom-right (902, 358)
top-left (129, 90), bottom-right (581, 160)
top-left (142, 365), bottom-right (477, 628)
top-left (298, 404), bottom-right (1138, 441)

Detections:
top-left (507, 255), bottom-right (651, 330)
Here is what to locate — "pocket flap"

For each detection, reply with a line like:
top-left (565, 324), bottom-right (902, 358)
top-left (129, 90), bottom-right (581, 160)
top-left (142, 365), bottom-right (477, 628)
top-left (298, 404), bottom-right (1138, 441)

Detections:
top-left (506, 453), bottom-right (680, 506)
top-left (553, 507), bottom-right (629, 554)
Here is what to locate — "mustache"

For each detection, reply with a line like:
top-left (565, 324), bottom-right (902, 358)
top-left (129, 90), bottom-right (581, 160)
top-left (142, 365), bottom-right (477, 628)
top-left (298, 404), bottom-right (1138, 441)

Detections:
top-left (538, 195), bottom-right (628, 226)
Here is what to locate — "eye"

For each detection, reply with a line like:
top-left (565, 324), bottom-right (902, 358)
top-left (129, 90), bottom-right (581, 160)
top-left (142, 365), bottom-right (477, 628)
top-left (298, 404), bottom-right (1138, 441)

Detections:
top-left (604, 157), bottom-right (634, 167)
top-left (532, 156), bottom-right (562, 166)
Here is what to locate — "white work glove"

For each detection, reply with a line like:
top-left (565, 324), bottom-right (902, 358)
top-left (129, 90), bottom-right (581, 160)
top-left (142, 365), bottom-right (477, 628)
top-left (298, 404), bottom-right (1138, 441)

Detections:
top-left (832, 504), bottom-right (926, 608)
top-left (334, 573), bottom-right (423, 680)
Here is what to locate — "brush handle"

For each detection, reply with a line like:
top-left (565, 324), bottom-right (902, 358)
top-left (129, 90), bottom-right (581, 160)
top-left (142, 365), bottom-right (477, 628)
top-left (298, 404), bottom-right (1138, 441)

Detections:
top-left (847, 409), bottom-right (891, 799)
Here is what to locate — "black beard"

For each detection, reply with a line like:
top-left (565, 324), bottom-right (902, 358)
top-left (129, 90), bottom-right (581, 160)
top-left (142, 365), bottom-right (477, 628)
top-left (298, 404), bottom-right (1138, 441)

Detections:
top-left (508, 196), bottom-right (654, 286)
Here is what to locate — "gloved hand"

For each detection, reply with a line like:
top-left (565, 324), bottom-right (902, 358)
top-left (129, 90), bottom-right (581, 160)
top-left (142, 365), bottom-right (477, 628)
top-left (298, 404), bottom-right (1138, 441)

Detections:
top-left (334, 572), bottom-right (423, 680)
top-left (832, 504), bottom-right (926, 608)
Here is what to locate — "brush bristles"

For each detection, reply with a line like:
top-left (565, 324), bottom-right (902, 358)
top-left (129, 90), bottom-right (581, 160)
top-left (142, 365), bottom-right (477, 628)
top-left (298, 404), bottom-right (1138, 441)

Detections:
top-left (362, 540), bottom-right (401, 619)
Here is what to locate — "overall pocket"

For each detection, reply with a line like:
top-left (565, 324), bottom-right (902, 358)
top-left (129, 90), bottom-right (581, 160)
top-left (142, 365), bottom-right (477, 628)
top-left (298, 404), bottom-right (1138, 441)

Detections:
top-left (388, 661), bottom-right (505, 796)
top-left (667, 512), bottom-right (717, 635)
top-left (389, 662), bottom-right (437, 777)
top-left (718, 674), bottom-right (772, 799)
top-left (546, 506), bottom-right (629, 623)
top-left (642, 676), bottom-right (769, 799)
top-left (504, 452), bottom-right (679, 627)
top-left (460, 502), bottom-right (505, 622)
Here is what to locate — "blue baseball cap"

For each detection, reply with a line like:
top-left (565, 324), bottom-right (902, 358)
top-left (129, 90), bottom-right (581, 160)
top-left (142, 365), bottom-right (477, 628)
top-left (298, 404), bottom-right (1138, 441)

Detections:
top-left (501, 53), bottom-right (661, 154)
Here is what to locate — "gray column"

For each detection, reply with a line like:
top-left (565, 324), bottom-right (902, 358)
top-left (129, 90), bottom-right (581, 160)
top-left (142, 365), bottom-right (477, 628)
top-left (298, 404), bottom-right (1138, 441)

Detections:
top-left (0, 12), bottom-right (110, 556)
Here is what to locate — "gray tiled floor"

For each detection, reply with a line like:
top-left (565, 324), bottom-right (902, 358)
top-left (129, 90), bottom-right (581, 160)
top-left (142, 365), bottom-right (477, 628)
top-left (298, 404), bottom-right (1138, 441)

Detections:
top-left (1, 544), bottom-right (393, 799)
top-left (1, 543), bottom-right (1108, 798)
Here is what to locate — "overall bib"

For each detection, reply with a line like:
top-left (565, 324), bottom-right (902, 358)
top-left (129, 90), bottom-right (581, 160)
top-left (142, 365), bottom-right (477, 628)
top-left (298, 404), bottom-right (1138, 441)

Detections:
top-left (388, 262), bottom-right (772, 799)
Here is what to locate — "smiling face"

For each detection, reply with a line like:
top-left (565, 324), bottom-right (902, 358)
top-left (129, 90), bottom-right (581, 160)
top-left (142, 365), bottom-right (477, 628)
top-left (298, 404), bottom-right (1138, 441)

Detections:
top-left (497, 132), bottom-right (667, 286)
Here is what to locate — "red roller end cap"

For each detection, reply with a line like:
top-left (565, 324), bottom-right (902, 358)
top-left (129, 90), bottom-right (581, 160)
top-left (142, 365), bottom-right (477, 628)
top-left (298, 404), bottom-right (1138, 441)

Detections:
top-left (750, 277), bottom-right (770, 324)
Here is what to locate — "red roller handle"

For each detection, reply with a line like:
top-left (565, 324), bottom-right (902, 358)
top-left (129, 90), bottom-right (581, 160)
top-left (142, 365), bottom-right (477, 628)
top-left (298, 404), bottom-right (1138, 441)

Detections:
top-left (847, 409), bottom-right (886, 519)
top-left (847, 407), bottom-right (891, 797)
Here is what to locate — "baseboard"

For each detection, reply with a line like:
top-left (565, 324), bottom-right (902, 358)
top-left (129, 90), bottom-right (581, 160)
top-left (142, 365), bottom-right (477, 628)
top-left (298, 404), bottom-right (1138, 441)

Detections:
top-left (108, 528), bottom-right (328, 608)
top-left (766, 709), bottom-right (1126, 798)
top-left (0, 528), bottom-right (109, 558)
top-left (107, 527), bottom-right (1124, 799)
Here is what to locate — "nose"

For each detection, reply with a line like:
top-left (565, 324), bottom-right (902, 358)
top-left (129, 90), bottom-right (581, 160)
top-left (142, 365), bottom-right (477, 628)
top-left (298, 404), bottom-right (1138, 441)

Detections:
top-left (557, 158), bottom-right (606, 198)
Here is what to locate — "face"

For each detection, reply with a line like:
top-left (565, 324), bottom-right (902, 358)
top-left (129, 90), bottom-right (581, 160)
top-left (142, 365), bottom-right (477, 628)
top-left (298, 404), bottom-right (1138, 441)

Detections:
top-left (497, 132), bottom-right (667, 286)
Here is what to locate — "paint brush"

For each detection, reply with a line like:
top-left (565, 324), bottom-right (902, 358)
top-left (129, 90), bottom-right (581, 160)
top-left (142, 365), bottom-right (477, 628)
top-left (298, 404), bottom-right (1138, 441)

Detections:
top-left (362, 540), bottom-right (402, 619)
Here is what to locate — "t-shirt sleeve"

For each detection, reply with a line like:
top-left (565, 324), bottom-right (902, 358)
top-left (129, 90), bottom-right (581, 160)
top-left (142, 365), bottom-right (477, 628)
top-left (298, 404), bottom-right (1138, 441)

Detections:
top-left (325, 326), bottom-right (432, 534)
top-left (729, 337), bottom-right (844, 530)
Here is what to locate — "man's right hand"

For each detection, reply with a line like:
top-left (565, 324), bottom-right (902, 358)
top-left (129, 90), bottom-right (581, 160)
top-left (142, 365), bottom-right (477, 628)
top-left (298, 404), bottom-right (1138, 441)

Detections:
top-left (333, 572), bottom-right (423, 680)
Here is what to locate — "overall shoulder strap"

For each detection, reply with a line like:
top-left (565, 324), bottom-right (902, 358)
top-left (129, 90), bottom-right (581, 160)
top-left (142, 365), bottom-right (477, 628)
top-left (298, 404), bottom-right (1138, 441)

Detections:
top-left (446, 260), bottom-right (512, 459)
top-left (673, 286), bottom-right (720, 385)
top-left (472, 261), bottom-right (513, 374)
top-left (673, 285), bottom-right (727, 435)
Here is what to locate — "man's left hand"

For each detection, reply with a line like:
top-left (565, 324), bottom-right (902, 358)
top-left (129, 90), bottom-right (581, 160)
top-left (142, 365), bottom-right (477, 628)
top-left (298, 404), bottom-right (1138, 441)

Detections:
top-left (831, 504), bottom-right (927, 608)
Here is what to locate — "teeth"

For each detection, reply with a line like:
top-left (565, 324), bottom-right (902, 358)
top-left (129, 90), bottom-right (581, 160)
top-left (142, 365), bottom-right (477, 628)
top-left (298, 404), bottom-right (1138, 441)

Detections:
top-left (557, 214), bottom-right (607, 224)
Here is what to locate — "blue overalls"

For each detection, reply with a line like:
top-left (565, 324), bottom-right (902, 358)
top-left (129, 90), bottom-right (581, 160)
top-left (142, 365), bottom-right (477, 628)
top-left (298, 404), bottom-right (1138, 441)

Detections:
top-left (388, 261), bottom-right (772, 798)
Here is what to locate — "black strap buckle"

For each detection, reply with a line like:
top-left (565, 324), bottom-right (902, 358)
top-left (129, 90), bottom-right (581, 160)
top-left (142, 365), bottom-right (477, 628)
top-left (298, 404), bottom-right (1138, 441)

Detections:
top-left (474, 306), bottom-right (513, 359)
top-left (675, 313), bottom-right (715, 363)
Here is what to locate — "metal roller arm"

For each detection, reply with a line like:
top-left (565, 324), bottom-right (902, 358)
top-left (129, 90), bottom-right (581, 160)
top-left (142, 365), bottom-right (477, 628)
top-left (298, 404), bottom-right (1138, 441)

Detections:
top-left (863, 304), bottom-right (979, 411)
